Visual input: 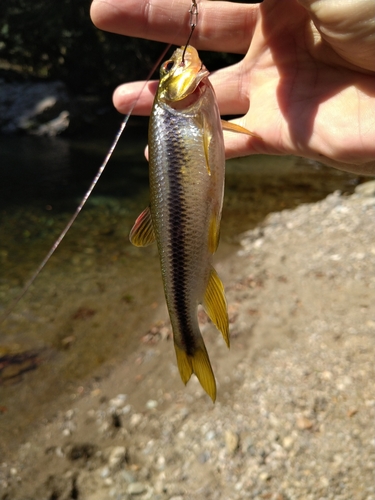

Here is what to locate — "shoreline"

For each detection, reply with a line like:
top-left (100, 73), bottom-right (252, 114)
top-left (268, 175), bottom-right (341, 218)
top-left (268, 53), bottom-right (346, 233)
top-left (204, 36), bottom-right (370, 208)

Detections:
top-left (1, 183), bottom-right (374, 499)
top-left (0, 153), bottom-right (358, 459)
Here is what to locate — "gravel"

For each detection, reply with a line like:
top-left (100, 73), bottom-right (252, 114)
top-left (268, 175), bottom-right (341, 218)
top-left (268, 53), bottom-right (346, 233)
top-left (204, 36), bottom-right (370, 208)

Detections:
top-left (1, 182), bottom-right (374, 500)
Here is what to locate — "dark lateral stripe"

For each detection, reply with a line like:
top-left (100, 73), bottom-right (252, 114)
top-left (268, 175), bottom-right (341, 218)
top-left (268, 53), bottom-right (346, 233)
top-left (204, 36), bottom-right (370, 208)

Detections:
top-left (166, 120), bottom-right (196, 356)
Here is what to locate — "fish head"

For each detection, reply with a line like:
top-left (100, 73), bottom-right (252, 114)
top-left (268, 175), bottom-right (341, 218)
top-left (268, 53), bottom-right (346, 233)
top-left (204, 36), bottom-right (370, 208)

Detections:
top-left (157, 46), bottom-right (210, 105)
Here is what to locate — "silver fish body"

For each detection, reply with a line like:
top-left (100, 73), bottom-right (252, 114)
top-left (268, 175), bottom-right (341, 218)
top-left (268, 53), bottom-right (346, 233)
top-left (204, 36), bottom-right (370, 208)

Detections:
top-left (130, 46), bottom-right (229, 401)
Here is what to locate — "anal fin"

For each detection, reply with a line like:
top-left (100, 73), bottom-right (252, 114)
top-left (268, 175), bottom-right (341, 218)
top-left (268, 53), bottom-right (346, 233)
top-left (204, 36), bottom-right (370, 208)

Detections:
top-left (129, 206), bottom-right (156, 247)
top-left (203, 267), bottom-right (230, 348)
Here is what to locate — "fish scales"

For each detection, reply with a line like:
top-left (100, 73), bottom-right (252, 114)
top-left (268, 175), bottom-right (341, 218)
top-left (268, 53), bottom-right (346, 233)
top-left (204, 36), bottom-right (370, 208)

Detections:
top-left (150, 105), bottom-right (219, 356)
top-left (130, 46), bottom-right (230, 401)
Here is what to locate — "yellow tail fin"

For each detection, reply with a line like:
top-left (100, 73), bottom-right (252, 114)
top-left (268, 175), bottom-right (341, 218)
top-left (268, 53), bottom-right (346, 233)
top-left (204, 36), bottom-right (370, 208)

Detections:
top-left (174, 344), bottom-right (193, 385)
top-left (174, 343), bottom-right (216, 402)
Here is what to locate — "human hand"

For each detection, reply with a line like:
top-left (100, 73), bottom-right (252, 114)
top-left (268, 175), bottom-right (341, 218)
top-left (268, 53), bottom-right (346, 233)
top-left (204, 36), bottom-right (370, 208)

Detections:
top-left (91, 0), bottom-right (375, 175)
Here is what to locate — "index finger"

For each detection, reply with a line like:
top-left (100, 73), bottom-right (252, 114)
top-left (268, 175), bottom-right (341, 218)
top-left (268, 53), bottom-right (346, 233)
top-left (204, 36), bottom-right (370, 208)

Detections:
top-left (91, 0), bottom-right (259, 54)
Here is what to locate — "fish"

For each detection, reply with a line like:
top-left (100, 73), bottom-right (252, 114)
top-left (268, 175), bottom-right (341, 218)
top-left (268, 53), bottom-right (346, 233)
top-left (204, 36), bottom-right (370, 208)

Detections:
top-left (129, 45), bottom-right (256, 401)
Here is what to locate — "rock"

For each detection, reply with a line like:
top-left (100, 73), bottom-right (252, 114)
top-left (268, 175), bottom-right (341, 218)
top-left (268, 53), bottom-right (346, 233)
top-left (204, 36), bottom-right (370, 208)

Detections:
top-left (296, 416), bottom-right (314, 430)
top-left (107, 446), bottom-right (127, 471)
top-left (0, 80), bottom-right (70, 135)
top-left (259, 471), bottom-right (271, 482)
top-left (205, 430), bottom-right (216, 441)
top-left (130, 414), bottom-right (143, 427)
top-left (127, 482), bottom-right (147, 495)
top-left (120, 470), bottom-right (136, 484)
top-left (282, 436), bottom-right (294, 450)
top-left (355, 180), bottom-right (375, 197)
top-left (109, 394), bottom-right (127, 409)
top-left (155, 455), bottom-right (166, 471)
top-left (225, 430), bottom-right (239, 455)
top-left (145, 399), bottom-right (158, 409)
top-left (100, 467), bottom-right (110, 478)
top-left (35, 110), bottom-right (69, 136)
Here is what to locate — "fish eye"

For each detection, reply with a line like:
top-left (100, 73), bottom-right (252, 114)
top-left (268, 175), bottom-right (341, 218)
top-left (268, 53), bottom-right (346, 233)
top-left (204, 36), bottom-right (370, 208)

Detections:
top-left (163, 60), bottom-right (174, 72)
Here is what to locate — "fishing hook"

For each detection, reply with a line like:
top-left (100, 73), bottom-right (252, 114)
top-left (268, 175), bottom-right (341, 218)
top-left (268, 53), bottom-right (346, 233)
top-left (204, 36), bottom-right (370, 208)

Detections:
top-left (181, 0), bottom-right (198, 64)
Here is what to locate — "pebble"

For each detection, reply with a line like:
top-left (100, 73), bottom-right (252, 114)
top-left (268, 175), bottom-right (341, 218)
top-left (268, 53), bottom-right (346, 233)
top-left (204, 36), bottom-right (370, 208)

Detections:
top-left (282, 436), bottom-right (294, 450)
top-left (205, 430), bottom-right (216, 441)
top-left (121, 404), bottom-right (132, 414)
top-left (109, 394), bottom-right (127, 409)
top-left (120, 470), bottom-right (136, 484)
top-left (355, 180), bottom-right (375, 197)
top-left (127, 482), bottom-right (147, 495)
top-left (108, 446), bottom-right (127, 471)
top-left (145, 399), bottom-right (158, 409)
top-left (155, 455), bottom-right (166, 471)
top-left (296, 416), bottom-right (314, 430)
top-left (259, 471), bottom-right (271, 482)
top-left (100, 467), bottom-right (110, 479)
top-left (225, 430), bottom-right (239, 455)
top-left (130, 414), bottom-right (142, 427)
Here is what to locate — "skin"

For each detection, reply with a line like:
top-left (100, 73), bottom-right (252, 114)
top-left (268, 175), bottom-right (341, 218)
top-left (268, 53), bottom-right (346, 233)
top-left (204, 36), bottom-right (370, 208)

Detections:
top-left (90, 0), bottom-right (375, 175)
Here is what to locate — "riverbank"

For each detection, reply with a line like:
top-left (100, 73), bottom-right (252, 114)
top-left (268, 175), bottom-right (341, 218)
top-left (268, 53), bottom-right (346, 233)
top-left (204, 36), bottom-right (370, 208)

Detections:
top-left (1, 181), bottom-right (374, 500)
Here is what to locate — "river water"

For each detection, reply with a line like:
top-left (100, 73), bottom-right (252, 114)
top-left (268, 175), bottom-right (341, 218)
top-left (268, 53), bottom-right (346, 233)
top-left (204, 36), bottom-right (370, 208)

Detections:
top-left (0, 123), bottom-right (359, 453)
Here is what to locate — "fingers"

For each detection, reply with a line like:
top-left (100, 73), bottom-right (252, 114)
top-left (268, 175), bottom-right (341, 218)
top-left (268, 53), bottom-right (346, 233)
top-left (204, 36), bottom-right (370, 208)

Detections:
top-left (91, 0), bottom-right (259, 54)
top-left (114, 80), bottom-right (159, 116)
top-left (114, 62), bottom-right (250, 116)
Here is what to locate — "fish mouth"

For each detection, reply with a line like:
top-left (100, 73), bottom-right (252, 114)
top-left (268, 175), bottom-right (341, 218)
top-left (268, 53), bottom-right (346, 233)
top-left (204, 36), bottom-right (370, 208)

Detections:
top-left (158, 46), bottom-right (210, 104)
top-left (168, 79), bottom-right (207, 110)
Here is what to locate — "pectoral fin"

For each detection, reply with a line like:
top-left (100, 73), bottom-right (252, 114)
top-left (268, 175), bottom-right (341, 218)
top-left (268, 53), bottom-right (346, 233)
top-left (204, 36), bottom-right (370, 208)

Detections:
top-left (203, 267), bottom-right (230, 348)
top-left (202, 116), bottom-right (212, 176)
top-left (174, 343), bottom-right (216, 402)
top-left (221, 119), bottom-right (260, 139)
top-left (129, 206), bottom-right (156, 247)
